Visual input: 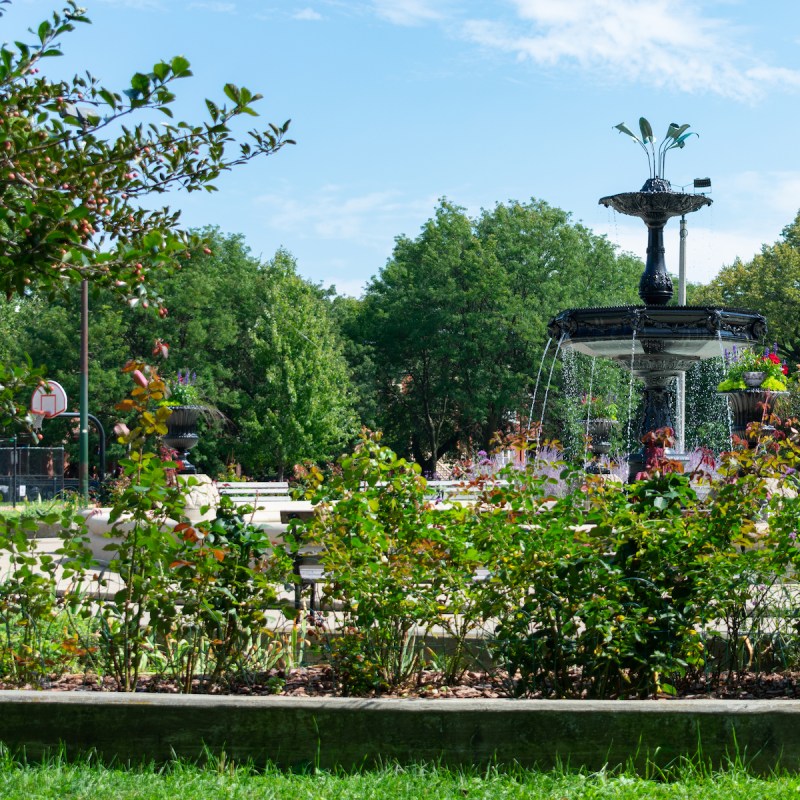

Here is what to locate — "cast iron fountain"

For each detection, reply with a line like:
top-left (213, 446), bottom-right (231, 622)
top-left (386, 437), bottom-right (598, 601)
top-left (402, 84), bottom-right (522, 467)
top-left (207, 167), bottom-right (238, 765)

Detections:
top-left (547, 120), bottom-right (767, 477)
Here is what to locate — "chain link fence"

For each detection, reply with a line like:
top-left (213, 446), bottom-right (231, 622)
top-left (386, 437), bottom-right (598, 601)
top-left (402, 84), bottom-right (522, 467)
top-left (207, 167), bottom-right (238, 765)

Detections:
top-left (0, 444), bottom-right (65, 504)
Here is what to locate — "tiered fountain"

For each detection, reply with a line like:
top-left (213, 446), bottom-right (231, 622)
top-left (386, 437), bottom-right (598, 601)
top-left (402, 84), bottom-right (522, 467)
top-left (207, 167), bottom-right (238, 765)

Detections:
top-left (547, 120), bottom-right (767, 478)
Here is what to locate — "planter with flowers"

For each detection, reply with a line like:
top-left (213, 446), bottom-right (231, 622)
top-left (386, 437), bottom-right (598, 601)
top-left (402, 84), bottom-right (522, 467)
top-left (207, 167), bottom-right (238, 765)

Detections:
top-left (717, 347), bottom-right (789, 443)
top-left (160, 370), bottom-right (215, 474)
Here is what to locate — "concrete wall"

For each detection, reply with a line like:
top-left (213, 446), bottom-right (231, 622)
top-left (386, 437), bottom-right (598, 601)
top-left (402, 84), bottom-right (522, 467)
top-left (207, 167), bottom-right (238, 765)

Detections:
top-left (1, 692), bottom-right (800, 773)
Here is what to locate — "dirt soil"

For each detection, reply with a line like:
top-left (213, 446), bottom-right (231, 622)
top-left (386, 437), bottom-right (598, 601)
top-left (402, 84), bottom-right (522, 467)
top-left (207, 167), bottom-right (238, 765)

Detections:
top-left (8, 668), bottom-right (800, 699)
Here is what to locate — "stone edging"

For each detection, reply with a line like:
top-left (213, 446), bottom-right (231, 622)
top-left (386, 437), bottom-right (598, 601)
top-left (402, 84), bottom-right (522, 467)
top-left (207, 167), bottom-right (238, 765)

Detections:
top-left (1, 692), bottom-right (799, 772)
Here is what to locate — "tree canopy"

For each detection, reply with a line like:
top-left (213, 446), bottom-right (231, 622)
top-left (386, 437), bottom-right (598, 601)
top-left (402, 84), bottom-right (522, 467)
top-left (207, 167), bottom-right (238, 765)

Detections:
top-left (346, 198), bottom-right (642, 472)
top-left (6, 231), bottom-right (357, 478)
top-left (691, 211), bottom-right (800, 366)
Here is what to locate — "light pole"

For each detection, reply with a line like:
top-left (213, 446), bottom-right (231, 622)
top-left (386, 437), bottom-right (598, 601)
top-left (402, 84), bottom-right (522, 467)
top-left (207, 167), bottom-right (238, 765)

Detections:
top-left (80, 278), bottom-right (89, 503)
top-left (676, 177), bottom-right (711, 454)
top-left (677, 216), bottom-right (688, 453)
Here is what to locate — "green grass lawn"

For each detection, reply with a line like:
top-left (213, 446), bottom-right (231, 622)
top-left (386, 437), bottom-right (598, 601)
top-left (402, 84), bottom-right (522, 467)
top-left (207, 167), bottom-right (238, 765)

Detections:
top-left (1, 755), bottom-right (800, 800)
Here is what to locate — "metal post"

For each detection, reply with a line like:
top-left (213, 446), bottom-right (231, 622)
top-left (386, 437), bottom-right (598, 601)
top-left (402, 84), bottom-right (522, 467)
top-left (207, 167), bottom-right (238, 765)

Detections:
top-left (80, 279), bottom-right (89, 504)
top-left (676, 216), bottom-right (688, 453)
top-left (59, 412), bottom-right (106, 484)
top-left (11, 435), bottom-right (16, 509)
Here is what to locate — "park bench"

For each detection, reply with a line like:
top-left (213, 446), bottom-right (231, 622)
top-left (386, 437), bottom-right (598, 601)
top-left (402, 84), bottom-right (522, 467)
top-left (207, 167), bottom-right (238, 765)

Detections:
top-left (216, 479), bottom-right (487, 507)
top-left (216, 481), bottom-right (292, 506)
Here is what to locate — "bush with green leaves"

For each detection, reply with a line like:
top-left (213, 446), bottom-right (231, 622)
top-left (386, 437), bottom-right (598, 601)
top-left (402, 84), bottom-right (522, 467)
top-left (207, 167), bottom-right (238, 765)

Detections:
top-left (294, 422), bottom-right (800, 698)
top-left (298, 433), bottom-right (503, 692)
top-left (0, 506), bottom-right (90, 684)
top-left (62, 361), bottom-right (293, 692)
top-left (164, 496), bottom-right (293, 692)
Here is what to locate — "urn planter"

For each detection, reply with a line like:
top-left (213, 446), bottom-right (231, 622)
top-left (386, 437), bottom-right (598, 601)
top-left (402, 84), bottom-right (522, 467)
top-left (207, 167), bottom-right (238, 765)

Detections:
top-left (586, 418), bottom-right (617, 473)
top-left (587, 418), bottom-right (617, 456)
top-left (720, 390), bottom-right (788, 445)
top-left (162, 404), bottom-right (202, 473)
top-left (742, 371), bottom-right (767, 388)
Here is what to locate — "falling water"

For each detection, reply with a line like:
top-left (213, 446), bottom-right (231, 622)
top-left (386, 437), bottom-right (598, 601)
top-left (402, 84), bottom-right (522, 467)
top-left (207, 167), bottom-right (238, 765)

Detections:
top-left (560, 346), bottom-right (579, 457)
top-left (561, 346), bottom-right (577, 400)
top-left (527, 338), bottom-right (552, 429)
top-left (626, 331), bottom-right (638, 450)
top-left (538, 333), bottom-right (565, 447)
top-left (581, 356), bottom-right (598, 467)
top-left (585, 357), bottom-right (597, 436)
top-left (717, 331), bottom-right (734, 447)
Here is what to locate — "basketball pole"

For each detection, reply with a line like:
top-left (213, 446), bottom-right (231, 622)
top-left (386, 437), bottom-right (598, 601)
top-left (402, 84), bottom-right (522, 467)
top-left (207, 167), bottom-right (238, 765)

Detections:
top-left (80, 278), bottom-right (89, 504)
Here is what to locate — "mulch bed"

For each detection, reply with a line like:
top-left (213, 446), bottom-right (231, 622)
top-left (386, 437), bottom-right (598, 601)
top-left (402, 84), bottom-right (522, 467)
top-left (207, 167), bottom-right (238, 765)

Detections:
top-left (7, 668), bottom-right (800, 699)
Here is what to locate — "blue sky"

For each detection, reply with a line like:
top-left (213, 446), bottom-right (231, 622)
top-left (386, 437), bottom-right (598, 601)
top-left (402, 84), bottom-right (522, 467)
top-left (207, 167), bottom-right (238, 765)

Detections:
top-left (6, 0), bottom-right (800, 296)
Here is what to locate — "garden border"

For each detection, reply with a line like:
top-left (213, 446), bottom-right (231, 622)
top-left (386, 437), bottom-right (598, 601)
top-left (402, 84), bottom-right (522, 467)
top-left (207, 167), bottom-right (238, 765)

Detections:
top-left (1, 692), bottom-right (800, 773)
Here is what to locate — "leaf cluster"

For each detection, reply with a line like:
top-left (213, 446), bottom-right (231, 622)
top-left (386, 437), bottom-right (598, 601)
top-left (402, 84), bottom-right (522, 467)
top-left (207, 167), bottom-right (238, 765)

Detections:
top-left (0, 2), bottom-right (293, 303)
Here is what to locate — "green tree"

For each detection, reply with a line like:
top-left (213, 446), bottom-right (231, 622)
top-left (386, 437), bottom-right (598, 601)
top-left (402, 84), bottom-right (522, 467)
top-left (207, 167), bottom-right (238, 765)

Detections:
top-left (124, 228), bottom-right (266, 474)
top-left (6, 232), bottom-right (358, 478)
top-left (691, 211), bottom-right (800, 364)
top-left (239, 250), bottom-right (358, 479)
top-left (351, 199), bottom-right (641, 472)
top-left (358, 201), bottom-right (489, 472)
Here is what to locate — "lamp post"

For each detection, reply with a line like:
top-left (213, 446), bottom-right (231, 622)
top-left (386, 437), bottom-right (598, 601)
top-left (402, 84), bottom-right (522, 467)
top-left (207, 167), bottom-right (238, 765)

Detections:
top-left (80, 278), bottom-right (89, 504)
top-left (676, 177), bottom-right (711, 454)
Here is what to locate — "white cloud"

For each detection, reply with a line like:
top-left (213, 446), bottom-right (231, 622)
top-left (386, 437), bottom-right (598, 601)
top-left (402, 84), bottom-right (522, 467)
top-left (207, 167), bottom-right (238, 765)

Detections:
top-left (255, 186), bottom-right (436, 249)
top-left (372, 0), bottom-right (444, 26)
top-left (459, 0), bottom-right (800, 100)
top-left (187, 1), bottom-right (236, 11)
top-left (293, 7), bottom-right (323, 20)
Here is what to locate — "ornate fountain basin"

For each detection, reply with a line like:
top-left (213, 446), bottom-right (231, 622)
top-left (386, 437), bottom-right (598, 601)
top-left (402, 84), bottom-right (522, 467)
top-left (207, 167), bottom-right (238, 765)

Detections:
top-left (548, 305), bottom-right (767, 438)
top-left (548, 305), bottom-right (767, 378)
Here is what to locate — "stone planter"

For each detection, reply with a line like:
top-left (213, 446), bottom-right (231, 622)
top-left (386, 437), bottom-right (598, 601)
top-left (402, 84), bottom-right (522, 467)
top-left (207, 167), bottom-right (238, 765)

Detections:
top-left (586, 418), bottom-right (617, 473)
top-left (720, 390), bottom-right (788, 444)
top-left (587, 418), bottom-right (617, 456)
top-left (162, 404), bottom-right (202, 473)
top-left (743, 371), bottom-right (767, 388)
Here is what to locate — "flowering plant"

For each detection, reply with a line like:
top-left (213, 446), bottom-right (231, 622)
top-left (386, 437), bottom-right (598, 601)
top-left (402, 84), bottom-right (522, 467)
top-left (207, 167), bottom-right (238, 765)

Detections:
top-left (162, 369), bottom-right (203, 406)
top-left (581, 395), bottom-right (619, 420)
top-left (717, 345), bottom-right (788, 392)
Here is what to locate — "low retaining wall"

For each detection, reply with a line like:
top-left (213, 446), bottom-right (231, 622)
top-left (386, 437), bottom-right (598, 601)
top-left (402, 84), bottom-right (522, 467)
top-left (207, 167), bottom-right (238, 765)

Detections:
top-left (1, 693), bottom-right (799, 772)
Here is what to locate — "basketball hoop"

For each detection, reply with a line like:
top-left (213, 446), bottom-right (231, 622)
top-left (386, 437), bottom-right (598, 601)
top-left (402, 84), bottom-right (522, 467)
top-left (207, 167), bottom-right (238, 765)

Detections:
top-left (30, 380), bottom-right (68, 419)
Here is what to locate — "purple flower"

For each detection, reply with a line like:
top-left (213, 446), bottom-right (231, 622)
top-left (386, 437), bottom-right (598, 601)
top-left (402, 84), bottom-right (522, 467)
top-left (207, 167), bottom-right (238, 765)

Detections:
top-left (790, 532), bottom-right (797, 542)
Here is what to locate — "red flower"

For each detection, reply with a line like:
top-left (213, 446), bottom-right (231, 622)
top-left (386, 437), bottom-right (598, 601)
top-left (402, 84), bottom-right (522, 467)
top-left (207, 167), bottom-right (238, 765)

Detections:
top-left (783, 365), bottom-right (789, 375)
top-left (767, 353), bottom-right (782, 365)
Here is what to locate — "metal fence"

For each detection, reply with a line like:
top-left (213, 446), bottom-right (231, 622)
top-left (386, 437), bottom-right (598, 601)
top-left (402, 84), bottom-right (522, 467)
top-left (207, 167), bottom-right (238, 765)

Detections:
top-left (0, 445), bottom-right (65, 504)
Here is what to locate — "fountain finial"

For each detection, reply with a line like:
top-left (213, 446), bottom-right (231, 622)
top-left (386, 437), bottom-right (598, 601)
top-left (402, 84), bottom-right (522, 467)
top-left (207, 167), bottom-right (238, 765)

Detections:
top-left (613, 118), bottom-right (698, 186)
top-left (601, 118), bottom-right (709, 304)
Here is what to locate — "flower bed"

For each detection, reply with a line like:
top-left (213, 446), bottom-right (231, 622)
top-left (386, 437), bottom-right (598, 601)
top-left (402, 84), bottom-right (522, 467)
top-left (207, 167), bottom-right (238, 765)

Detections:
top-left (2, 365), bottom-right (800, 699)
